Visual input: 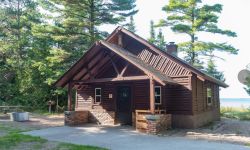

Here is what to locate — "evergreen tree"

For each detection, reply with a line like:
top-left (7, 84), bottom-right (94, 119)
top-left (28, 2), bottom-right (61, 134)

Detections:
top-left (148, 20), bottom-right (156, 44)
top-left (244, 65), bottom-right (250, 95)
top-left (155, 29), bottom-right (167, 50)
top-left (0, 0), bottom-right (51, 107)
top-left (206, 59), bottom-right (225, 81)
top-left (158, 0), bottom-right (238, 70)
top-left (245, 80), bottom-right (250, 95)
top-left (127, 16), bottom-right (136, 32)
top-left (148, 21), bottom-right (167, 50)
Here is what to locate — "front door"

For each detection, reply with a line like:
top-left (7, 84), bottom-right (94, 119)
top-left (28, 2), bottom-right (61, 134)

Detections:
top-left (117, 86), bottom-right (132, 125)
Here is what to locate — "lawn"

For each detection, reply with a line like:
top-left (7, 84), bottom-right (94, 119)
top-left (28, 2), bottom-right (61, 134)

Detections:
top-left (0, 119), bottom-right (107, 150)
top-left (221, 106), bottom-right (250, 120)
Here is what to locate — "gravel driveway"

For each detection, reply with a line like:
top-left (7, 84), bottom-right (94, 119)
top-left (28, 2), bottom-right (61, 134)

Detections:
top-left (24, 125), bottom-right (250, 150)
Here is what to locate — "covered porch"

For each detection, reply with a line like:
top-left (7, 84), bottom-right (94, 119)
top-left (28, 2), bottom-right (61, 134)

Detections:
top-left (66, 73), bottom-right (172, 133)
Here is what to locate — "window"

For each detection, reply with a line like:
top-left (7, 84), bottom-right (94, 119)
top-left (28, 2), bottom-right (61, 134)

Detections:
top-left (95, 88), bottom-right (101, 103)
top-left (154, 86), bottom-right (161, 105)
top-left (207, 88), bottom-right (212, 106)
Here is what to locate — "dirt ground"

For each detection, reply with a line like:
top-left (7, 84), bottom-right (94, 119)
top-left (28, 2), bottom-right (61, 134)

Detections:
top-left (163, 118), bottom-right (250, 145)
top-left (0, 113), bottom-right (64, 136)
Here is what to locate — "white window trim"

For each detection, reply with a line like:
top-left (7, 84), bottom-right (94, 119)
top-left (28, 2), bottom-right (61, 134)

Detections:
top-left (95, 88), bottom-right (101, 103)
top-left (207, 88), bottom-right (212, 106)
top-left (154, 86), bottom-right (161, 105)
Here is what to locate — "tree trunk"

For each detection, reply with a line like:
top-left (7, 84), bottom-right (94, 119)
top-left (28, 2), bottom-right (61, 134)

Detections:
top-left (89, 0), bottom-right (95, 43)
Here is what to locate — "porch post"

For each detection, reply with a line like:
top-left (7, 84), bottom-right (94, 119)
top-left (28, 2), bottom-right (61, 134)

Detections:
top-left (149, 76), bottom-right (155, 114)
top-left (67, 81), bottom-right (73, 111)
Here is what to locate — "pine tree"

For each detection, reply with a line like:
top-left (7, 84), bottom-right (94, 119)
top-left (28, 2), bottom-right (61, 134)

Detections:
top-left (206, 59), bottom-right (225, 81)
top-left (148, 21), bottom-right (167, 50)
top-left (158, 0), bottom-right (238, 70)
top-left (148, 20), bottom-right (156, 44)
top-left (0, 0), bottom-right (51, 107)
top-left (156, 29), bottom-right (167, 50)
top-left (244, 65), bottom-right (250, 95)
top-left (127, 16), bottom-right (136, 32)
top-left (245, 81), bottom-right (250, 95)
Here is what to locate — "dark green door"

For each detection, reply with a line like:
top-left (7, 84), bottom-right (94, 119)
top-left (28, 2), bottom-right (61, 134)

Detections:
top-left (117, 86), bottom-right (132, 125)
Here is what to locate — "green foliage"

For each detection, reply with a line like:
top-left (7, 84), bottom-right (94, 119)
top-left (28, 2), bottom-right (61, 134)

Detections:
top-left (155, 29), bottom-right (167, 50)
top-left (221, 107), bottom-right (250, 120)
top-left (158, 0), bottom-right (238, 77)
top-left (148, 20), bottom-right (156, 44)
top-left (148, 21), bottom-right (167, 50)
top-left (206, 59), bottom-right (225, 81)
top-left (0, 0), bottom-right (137, 110)
top-left (126, 16), bottom-right (136, 32)
top-left (244, 77), bottom-right (250, 95)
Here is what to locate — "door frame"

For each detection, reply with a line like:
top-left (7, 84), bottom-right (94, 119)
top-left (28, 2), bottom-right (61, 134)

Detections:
top-left (114, 83), bottom-right (133, 124)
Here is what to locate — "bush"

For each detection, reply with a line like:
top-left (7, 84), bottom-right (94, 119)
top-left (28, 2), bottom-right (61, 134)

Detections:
top-left (221, 107), bottom-right (250, 120)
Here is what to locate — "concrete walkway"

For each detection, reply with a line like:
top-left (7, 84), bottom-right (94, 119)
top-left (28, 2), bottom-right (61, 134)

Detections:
top-left (24, 125), bottom-right (250, 150)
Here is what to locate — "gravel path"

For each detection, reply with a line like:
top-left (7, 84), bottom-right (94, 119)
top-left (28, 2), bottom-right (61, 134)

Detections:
top-left (24, 125), bottom-right (250, 150)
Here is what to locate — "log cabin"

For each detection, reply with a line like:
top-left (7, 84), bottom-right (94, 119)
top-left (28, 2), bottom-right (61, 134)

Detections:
top-left (54, 27), bottom-right (228, 133)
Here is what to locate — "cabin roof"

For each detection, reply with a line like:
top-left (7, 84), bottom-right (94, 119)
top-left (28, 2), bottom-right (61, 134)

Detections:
top-left (99, 40), bottom-right (177, 85)
top-left (108, 27), bottom-right (228, 88)
top-left (54, 26), bottom-right (228, 88)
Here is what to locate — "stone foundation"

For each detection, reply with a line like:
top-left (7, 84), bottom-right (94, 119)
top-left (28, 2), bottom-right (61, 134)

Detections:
top-left (172, 108), bottom-right (220, 128)
top-left (89, 110), bottom-right (115, 125)
top-left (64, 111), bottom-right (88, 126)
top-left (65, 110), bottom-right (115, 126)
top-left (146, 114), bottom-right (172, 134)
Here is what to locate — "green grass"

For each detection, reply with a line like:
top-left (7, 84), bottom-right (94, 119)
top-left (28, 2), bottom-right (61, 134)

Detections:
top-left (0, 124), bottom-right (107, 150)
top-left (55, 143), bottom-right (108, 150)
top-left (0, 133), bottom-right (107, 150)
top-left (0, 133), bottom-right (47, 149)
top-left (221, 106), bottom-right (250, 120)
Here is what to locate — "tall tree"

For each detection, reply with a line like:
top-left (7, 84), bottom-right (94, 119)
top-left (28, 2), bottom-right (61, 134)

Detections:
top-left (148, 20), bottom-right (156, 44)
top-left (0, 0), bottom-right (51, 107)
top-left (158, 0), bottom-right (238, 71)
top-left (127, 16), bottom-right (136, 32)
top-left (245, 80), bottom-right (250, 95)
top-left (206, 59), bottom-right (225, 81)
top-left (148, 21), bottom-right (167, 50)
top-left (38, 0), bottom-right (138, 63)
top-left (244, 65), bottom-right (250, 95)
top-left (155, 29), bottom-right (167, 50)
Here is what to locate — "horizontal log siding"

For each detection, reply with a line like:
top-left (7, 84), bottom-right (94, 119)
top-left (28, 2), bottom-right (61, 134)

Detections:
top-left (133, 81), bottom-right (150, 110)
top-left (76, 86), bottom-right (93, 110)
top-left (76, 83), bottom-right (115, 111)
top-left (165, 76), bottom-right (193, 115)
top-left (192, 75), bottom-right (220, 114)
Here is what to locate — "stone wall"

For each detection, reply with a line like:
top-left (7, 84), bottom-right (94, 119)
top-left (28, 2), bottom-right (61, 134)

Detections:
top-left (146, 114), bottom-right (172, 134)
top-left (89, 109), bottom-right (115, 125)
top-left (172, 108), bottom-right (220, 128)
top-left (64, 111), bottom-right (88, 126)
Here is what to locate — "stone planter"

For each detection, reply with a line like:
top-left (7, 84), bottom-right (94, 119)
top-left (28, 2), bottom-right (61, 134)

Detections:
top-left (10, 112), bottom-right (29, 121)
top-left (145, 114), bottom-right (172, 134)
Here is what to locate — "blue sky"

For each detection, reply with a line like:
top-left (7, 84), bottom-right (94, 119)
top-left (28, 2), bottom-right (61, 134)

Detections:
top-left (102, 0), bottom-right (250, 98)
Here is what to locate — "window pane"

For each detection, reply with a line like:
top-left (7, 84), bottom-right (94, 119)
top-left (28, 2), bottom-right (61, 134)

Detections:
top-left (207, 97), bottom-right (212, 104)
top-left (95, 96), bottom-right (101, 103)
top-left (155, 96), bottom-right (161, 104)
top-left (96, 89), bottom-right (101, 95)
top-left (155, 87), bottom-right (161, 95)
top-left (207, 88), bottom-right (212, 97)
